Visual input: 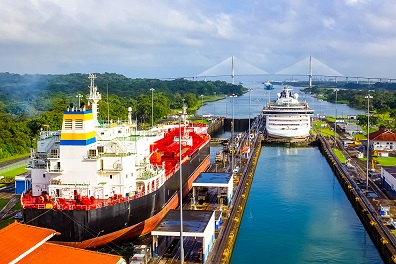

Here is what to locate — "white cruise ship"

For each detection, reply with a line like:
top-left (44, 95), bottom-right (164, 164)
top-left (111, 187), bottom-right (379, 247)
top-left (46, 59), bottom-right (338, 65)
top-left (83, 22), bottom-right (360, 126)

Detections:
top-left (262, 86), bottom-right (314, 139)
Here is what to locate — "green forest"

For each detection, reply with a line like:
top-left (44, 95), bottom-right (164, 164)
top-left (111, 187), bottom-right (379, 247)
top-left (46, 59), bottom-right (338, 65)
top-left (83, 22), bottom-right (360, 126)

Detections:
top-left (0, 72), bottom-right (244, 160)
top-left (3, 72), bottom-right (396, 161)
top-left (303, 82), bottom-right (396, 129)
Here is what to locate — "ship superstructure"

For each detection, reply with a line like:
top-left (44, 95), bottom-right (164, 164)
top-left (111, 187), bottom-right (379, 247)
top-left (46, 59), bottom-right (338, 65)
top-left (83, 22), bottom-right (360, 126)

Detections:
top-left (22, 74), bottom-right (210, 248)
top-left (262, 86), bottom-right (314, 139)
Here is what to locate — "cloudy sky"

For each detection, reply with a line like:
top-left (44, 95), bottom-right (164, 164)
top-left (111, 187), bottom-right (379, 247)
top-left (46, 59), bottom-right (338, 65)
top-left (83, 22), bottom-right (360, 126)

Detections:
top-left (0, 0), bottom-right (395, 80)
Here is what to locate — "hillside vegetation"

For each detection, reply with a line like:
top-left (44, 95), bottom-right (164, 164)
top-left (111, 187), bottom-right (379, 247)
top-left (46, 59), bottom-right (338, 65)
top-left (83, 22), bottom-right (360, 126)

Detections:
top-left (0, 72), bottom-right (243, 160)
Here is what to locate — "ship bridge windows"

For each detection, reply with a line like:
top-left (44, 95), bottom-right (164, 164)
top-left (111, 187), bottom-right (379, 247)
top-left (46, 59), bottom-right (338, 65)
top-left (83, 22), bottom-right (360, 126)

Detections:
top-left (50, 149), bottom-right (59, 158)
top-left (75, 119), bottom-right (83, 129)
top-left (64, 119), bottom-right (72, 130)
top-left (88, 149), bottom-right (97, 158)
top-left (97, 146), bottom-right (104, 154)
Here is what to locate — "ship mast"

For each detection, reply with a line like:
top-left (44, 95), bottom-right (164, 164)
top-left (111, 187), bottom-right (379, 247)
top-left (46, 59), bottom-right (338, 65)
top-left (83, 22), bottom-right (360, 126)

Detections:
top-left (87, 73), bottom-right (102, 126)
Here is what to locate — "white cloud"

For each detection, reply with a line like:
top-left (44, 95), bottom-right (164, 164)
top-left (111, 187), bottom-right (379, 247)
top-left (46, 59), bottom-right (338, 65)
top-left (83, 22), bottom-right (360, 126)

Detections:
top-left (0, 0), bottom-right (395, 78)
top-left (322, 18), bottom-right (336, 29)
top-left (344, 0), bottom-right (371, 6)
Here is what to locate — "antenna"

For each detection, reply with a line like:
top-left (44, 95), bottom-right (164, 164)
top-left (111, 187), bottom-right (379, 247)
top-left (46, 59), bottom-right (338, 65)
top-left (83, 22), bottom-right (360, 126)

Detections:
top-left (309, 55), bottom-right (312, 88)
top-left (231, 56), bottom-right (235, 85)
top-left (87, 73), bottom-right (102, 126)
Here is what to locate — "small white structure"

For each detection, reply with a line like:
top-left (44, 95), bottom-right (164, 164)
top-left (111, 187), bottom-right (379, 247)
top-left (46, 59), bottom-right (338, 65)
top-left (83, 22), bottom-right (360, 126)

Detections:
top-left (151, 210), bottom-right (215, 264)
top-left (192, 172), bottom-right (233, 207)
top-left (380, 204), bottom-right (391, 218)
top-left (375, 150), bottom-right (389, 158)
top-left (344, 123), bottom-right (363, 136)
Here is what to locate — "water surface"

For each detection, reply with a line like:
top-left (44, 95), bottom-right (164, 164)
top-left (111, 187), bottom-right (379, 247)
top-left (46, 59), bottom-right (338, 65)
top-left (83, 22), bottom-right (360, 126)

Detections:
top-left (230, 146), bottom-right (383, 264)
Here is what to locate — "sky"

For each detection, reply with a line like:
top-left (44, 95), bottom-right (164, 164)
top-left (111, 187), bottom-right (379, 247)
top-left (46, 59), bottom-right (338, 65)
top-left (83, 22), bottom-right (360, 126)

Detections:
top-left (1, 0), bottom-right (395, 80)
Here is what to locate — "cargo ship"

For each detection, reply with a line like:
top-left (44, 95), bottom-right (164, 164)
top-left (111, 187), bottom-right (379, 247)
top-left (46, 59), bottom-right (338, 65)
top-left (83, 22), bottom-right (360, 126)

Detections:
top-left (21, 74), bottom-right (210, 248)
top-left (262, 86), bottom-right (314, 139)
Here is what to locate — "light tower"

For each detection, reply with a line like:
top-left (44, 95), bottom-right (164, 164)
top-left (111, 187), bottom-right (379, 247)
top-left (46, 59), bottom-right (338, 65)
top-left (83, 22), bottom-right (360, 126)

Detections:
top-left (309, 55), bottom-right (312, 88)
top-left (231, 56), bottom-right (235, 85)
top-left (365, 93), bottom-right (373, 191)
top-left (179, 107), bottom-right (184, 263)
top-left (334, 88), bottom-right (339, 146)
top-left (201, 95), bottom-right (204, 123)
top-left (230, 93), bottom-right (237, 174)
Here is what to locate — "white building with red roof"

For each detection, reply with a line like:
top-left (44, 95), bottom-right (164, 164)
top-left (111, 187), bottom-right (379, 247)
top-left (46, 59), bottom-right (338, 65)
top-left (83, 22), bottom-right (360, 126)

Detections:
top-left (368, 129), bottom-right (396, 151)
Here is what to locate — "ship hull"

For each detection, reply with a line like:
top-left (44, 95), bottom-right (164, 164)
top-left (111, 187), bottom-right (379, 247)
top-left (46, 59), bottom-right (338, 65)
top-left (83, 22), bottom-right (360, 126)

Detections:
top-left (266, 126), bottom-right (311, 139)
top-left (23, 142), bottom-right (210, 248)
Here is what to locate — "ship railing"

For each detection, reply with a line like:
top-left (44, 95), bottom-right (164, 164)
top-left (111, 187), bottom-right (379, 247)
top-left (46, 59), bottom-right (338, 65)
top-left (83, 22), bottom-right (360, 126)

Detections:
top-left (23, 195), bottom-right (137, 210)
top-left (27, 164), bottom-right (46, 170)
top-left (47, 167), bottom-right (63, 173)
top-left (33, 204), bottom-right (46, 209)
top-left (98, 153), bottom-right (130, 157)
top-left (38, 131), bottom-right (61, 140)
top-left (99, 167), bottom-right (123, 172)
top-left (137, 170), bottom-right (163, 180)
top-left (84, 154), bottom-right (99, 160)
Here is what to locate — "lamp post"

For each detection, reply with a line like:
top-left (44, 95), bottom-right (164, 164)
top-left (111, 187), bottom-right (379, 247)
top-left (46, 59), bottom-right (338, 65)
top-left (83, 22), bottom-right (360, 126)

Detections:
top-left (225, 98), bottom-right (227, 118)
top-left (320, 99), bottom-right (323, 134)
top-left (178, 114), bottom-right (184, 263)
top-left (150, 88), bottom-right (155, 127)
top-left (214, 92), bottom-right (216, 117)
top-left (76, 94), bottom-right (83, 109)
top-left (200, 94), bottom-right (204, 123)
top-left (334, 89), bottom-right (339, 146)
top-left (248, 88), bottom-right (252, 146)
top-left (230, 94), bottom-right (237, 174)
top-left (365, 94), bottom-right (373, 191)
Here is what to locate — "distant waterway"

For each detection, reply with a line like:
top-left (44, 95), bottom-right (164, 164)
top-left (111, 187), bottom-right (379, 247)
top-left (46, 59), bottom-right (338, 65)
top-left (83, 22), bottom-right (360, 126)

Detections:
top-left (204, 90), bottom-right (380, 263)
top-left (230, 146), bottom-right (383, 264)
top-left (199, 83), bottom-right (365, 118)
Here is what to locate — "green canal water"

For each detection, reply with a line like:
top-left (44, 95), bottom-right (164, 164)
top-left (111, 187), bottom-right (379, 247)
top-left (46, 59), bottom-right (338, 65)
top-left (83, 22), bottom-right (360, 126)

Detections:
top-left (230, 146), bottom-right (383, 264)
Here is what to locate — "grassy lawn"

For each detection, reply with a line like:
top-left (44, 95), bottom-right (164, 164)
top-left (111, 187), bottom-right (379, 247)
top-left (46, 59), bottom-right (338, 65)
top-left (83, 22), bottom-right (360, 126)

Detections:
top-left (0, 219), bottom-right (14, 229)
top-left (326, 117), bottom-right (335, 122)
top-left (0, 153), bottom-right (29, 164)
top-left (361, 126), bottom-right (377, 134)
top-left (354, 134), bottom-right (367, 140)
top-left (310, 128), bottom-right (317, 136)
top-left (189, 94), bottom-right (226, 112)
top-left (313, 121), bottom-right (339, 137)
top-left (0, 199), bottom-right (9, 211)
top-left (2, 166), bottom-right (28, 177)
top-left (332, 148), bottom-right (346, 163)
top-left (12, 202), bottom-right (21, 210)
top-left (375, 157), bottom-right (396, 166)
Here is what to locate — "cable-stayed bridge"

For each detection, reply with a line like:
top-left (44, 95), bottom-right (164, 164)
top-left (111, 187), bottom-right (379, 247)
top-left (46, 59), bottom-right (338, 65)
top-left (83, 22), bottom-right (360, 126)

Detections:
top-left (196, 56), bottom-right (395, 85)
